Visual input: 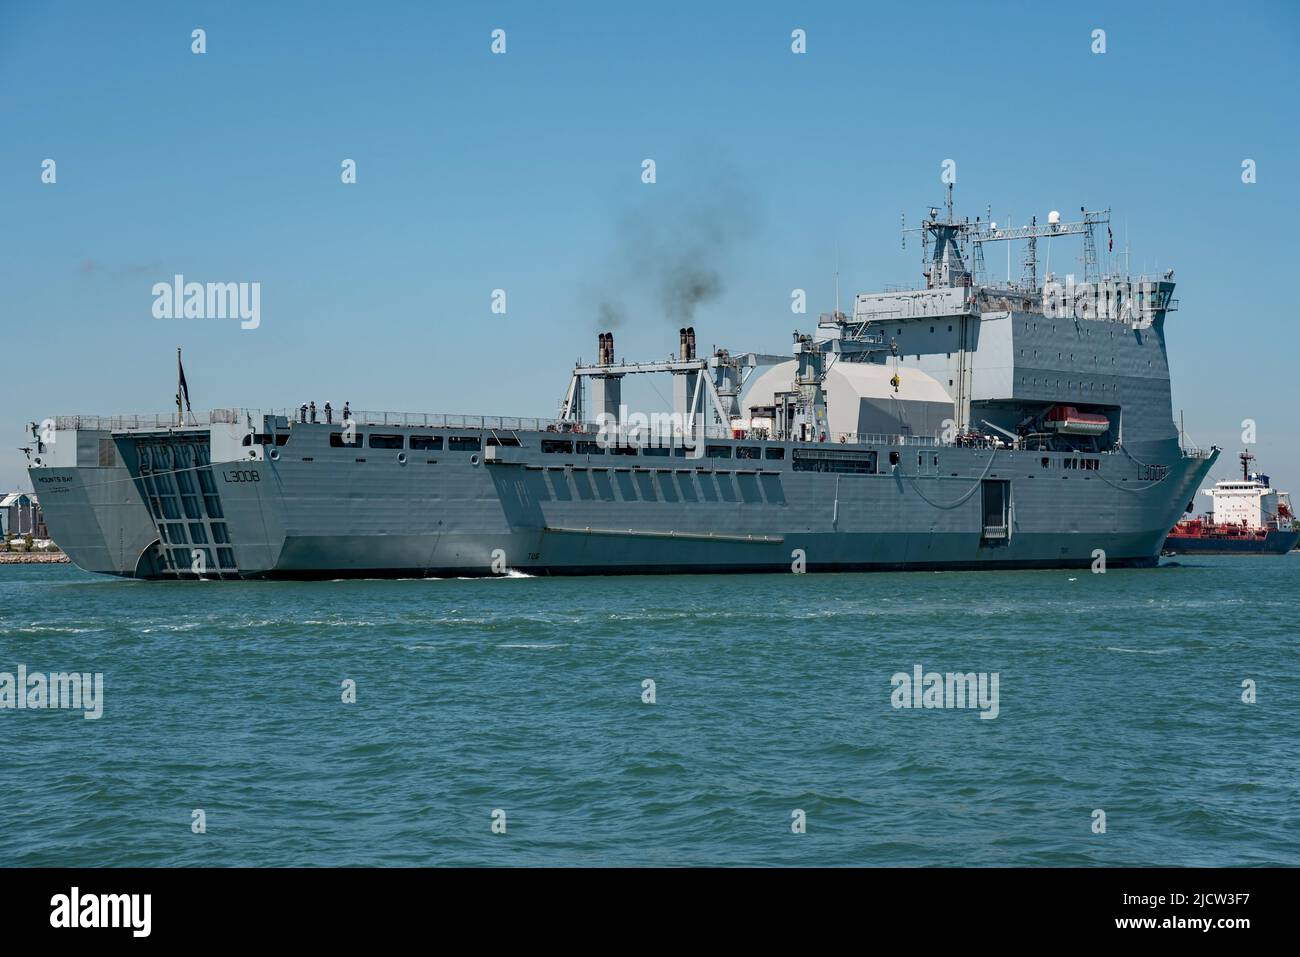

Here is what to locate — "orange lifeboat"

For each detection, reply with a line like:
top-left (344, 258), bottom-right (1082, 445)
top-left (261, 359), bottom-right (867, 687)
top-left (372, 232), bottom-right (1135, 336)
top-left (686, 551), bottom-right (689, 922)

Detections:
top-left (1043, 405), bottom-right (1110, 436)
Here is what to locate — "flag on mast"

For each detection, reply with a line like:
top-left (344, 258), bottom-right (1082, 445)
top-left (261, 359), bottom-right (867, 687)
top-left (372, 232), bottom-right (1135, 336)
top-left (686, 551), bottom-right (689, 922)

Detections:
top-left (177, 347), bottom-right (191, 423)
top-left (1107, 226), bottom-right (1113, 253)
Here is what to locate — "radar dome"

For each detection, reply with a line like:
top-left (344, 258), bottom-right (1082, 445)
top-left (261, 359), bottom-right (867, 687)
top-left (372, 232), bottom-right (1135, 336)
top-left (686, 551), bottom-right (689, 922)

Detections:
top-left (1047, 210), bottom-right (1061, 225)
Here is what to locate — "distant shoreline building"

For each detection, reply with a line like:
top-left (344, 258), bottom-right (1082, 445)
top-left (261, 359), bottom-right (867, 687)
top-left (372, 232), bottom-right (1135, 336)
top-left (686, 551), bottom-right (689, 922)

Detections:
top-left (1, 492), bottom-right (46, 538)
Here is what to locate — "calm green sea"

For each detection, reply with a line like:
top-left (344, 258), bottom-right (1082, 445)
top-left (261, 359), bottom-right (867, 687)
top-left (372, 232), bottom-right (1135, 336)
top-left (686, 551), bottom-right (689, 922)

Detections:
top-left (1, 557), bottom-right (1295, 866)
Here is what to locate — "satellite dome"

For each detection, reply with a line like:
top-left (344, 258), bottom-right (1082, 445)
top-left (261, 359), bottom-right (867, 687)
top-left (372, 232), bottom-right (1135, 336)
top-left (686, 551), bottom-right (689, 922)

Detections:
top-left (1047, 210), bottom-right (1061, 225)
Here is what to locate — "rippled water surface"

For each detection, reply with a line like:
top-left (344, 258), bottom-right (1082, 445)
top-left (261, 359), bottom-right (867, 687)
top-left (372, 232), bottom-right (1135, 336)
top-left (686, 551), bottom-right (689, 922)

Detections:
top-left (1, 557), bottom-right (1295, 866)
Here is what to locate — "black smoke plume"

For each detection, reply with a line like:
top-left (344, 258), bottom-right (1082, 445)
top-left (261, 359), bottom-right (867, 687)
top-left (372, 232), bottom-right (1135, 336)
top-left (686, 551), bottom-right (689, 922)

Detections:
top-left (591, 156), bottom-right (759, 329)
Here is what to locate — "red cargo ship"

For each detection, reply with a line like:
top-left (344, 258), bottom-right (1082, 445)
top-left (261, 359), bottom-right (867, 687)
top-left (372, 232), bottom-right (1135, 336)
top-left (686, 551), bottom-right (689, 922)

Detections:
top-left (1164, 452), bottom-right (1298, 555)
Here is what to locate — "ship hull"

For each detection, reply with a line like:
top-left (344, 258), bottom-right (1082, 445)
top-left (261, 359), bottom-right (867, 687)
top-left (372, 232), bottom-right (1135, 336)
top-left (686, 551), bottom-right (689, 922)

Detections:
top-left (31, 424), bottom-right (1217, 580)
top-left (1162, 529), bottom-right (1299, 556)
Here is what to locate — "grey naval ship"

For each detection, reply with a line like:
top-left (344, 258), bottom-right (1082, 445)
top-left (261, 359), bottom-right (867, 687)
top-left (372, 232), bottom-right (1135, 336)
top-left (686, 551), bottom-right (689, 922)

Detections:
top-left (28, 191), bottom-right (1218, 579)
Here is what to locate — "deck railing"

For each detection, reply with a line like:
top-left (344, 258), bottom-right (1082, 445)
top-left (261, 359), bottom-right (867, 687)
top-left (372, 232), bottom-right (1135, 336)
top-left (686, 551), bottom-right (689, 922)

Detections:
top-left (54, 413), bottom-right (217, 431)
top-left (50, 408), bottom-right (1154, 457)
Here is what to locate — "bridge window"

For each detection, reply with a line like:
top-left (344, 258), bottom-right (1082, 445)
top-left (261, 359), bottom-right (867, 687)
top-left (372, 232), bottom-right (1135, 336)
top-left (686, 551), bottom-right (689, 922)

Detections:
top-left (448, 436), bottom-right (481, 451)
top-left (706, 445), bottom-right (732, 459)
top-left (542, 439), bottom-right (574, 454)
top-left (764, 447), bottom-right (785, 460)
top-left (369, 433), bottom-right (403, 449)
top-left (410, 435), bottom-right (442, 451)
top-left (330, 432), bottom-right (363, 447)
top-left (576, 441), bottom-right (604, 455)
top-left (736, 446), bottom-right (760, 459)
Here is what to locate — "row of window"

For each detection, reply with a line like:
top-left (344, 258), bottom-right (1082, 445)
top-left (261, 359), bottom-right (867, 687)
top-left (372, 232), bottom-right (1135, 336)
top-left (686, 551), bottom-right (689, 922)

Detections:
top-left (328, 432), bottom-right (482, 451)
top-left (1019, 377), bottom-right (1118, 392)
top-left (241, 433), bottom-right (291, 446)
top-left (542, 439), bottom-right (787, 460)
top-left (1039, 456), bottom-right (1101, 470)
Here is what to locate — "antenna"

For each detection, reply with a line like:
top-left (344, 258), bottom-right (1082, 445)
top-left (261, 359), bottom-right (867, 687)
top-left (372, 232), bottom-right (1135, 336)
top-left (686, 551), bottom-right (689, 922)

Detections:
top-left (834, 244), bottom-right (841, 319)
top-left (1006, 210), bottom-right (1012, 284)
top-left (1024, 216), bottom-right (1038, 289)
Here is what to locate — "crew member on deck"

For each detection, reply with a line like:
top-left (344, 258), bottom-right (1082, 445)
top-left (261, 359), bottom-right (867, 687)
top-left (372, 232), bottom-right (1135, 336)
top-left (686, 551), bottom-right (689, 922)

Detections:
top-left (310, 401), bottom-right (317, 424)
top-left (324, 401), bottom-right (333, 424)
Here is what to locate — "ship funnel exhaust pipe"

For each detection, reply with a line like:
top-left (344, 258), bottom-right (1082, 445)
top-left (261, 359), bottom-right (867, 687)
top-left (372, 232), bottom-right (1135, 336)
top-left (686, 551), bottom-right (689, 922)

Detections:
top-left (678, 327), bottom-right (696, 361)
top-left (598, 331), bottom-right (616, 366)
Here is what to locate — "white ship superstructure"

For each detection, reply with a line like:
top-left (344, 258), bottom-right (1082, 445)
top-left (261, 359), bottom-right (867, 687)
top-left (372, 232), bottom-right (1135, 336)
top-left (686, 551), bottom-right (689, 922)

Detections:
top-left (1203, 466), bottom-right (1293, 532)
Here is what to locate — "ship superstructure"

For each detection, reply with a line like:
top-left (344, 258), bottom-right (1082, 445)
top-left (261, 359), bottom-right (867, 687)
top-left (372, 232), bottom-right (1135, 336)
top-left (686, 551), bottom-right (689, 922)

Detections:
top-left (28, 193), bottom-right (1217, 579)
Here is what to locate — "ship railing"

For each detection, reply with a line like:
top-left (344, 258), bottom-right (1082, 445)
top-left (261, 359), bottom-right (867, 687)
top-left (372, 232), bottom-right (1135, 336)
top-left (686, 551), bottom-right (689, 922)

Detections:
top-left (339, 411), bottom-right (560, 431)
top-left (1179, 445), bottom-right (1215, 460)
top-left (853, 302), bottom-right (980, 321)
top-left (56, 410), bottom-right (1075, 454)
top-left (208, 409), bottom-right (566, 432)
top-left (584, 425), bottom-right (950, 448)
top-left (54, 412), bottom-right (224, 431)
top-left (831, 432), bottom-right (942, 447)
top-left (50, 409), bottom-right (563, 433)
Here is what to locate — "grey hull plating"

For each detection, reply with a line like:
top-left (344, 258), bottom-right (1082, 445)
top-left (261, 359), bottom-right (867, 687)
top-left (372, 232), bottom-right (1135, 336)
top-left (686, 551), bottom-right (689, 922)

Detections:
top-left (33, 424), bottom-right (1215, 580)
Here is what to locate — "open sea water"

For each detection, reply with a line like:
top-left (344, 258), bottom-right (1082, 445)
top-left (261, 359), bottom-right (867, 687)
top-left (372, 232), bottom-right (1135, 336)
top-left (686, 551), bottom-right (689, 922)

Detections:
top-left (1, 557), bottom-right (1295, 867)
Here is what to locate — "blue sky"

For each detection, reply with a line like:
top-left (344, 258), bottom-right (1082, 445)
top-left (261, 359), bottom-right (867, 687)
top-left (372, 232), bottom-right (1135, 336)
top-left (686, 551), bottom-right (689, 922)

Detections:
top-left (2, 0), bottom-right (1298, 493)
